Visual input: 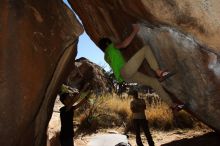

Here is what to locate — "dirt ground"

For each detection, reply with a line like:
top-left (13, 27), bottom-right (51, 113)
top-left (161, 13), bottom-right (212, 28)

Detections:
top-left (48, 99), bottom-right (220, 146)
top-left (72, 128), bottom-right (218, 146)
top-left (48, 110), bottom-right (219, 146)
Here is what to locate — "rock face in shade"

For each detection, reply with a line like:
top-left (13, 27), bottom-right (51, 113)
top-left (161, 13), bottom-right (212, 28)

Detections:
top-left (1, 1), bottom-right (220, 146)
top-left (69, 0), bottom-right (220, 131)
top-left (0, 1), bottom-right (83, 146)
top-left (66, 57), bottom-right (114, 94)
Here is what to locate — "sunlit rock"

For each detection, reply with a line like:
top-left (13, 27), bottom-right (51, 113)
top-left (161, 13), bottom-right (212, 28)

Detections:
top-left (66, 57), bottom-right (114, 94)
top-left (69, 0), bottom-right (220, 131)
top-left (0, 1), bottom-right (83, 146)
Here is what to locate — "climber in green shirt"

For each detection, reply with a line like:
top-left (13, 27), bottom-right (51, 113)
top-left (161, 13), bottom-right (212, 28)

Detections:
top-left (98, 24), bottom-right (176, 106)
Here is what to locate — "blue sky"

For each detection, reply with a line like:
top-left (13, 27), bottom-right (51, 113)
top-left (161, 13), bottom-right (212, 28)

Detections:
top-left (63, 0), bottom-right (110, 71)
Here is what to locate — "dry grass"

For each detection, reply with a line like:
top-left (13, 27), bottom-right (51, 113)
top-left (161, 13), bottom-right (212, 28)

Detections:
top-left (105, 96), bottom-right (132, 120)
top-left (75, 95), bottom-right (131, 134)
top-left (146, 102), bottom-right (174, 130)
top-left (75, 94), bottom-right (202, 134)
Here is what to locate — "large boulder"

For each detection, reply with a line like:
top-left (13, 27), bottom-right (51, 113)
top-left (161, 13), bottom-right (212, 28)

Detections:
top-left (0, 1), bottom-right (83, 146)
top-left (1, 1), bottom-right (220, 146)
top-left (66, 57), bottom-right (114, 94)
top-left (69, 0), bottom-right (220, 131)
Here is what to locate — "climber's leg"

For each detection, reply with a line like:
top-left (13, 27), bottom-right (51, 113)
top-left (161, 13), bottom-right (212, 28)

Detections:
top-left (124, 71), bottom-right (173, 105)
top-left (121, 45), bottom-right (155, 79)
top-left (121, 45), bottom-right (175, 81)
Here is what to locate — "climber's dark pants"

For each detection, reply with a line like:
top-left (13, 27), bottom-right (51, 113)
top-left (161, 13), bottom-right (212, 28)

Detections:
top-left (133, 119), bottom-right (154, 146)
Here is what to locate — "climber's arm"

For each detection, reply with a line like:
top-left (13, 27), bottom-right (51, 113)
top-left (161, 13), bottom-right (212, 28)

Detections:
top-left (115, 24), bottom-right (140, 49)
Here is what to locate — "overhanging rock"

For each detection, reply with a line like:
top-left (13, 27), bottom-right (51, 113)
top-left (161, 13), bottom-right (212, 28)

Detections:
top-left (69, 0), bottom-right (220, 131)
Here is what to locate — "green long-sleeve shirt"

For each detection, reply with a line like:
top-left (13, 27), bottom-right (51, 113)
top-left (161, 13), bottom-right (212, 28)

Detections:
top-left (104, 43), bottom-right (125, 83)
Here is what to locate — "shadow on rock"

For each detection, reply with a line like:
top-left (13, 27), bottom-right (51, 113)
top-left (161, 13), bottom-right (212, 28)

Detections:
top-left (161, 132), bottom-right (220, 146)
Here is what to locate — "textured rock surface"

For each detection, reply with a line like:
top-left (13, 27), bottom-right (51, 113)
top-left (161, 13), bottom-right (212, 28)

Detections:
top-left (69, 0), bottom-right (220, 131)
top-left (0, 1), bottom-right (83, 146)
top-left (66, 57), bottom-right (113, 94)
top-left (1, 1), bottom-right (220, 146)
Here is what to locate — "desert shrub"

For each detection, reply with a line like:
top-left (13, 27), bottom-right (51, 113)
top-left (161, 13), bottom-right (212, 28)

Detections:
top-left (105, 96), bottom-right (132, 121)
top-left (76, 96), bottom-right (106, 133)
top-left (75, 95), bottom-right (131, 134)
top-left (77, 113), bottom-right (100, 132)
top-left (75, 94), bottom-right (202, 133)
top-left (146, 102), bottom-right (174, 130)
